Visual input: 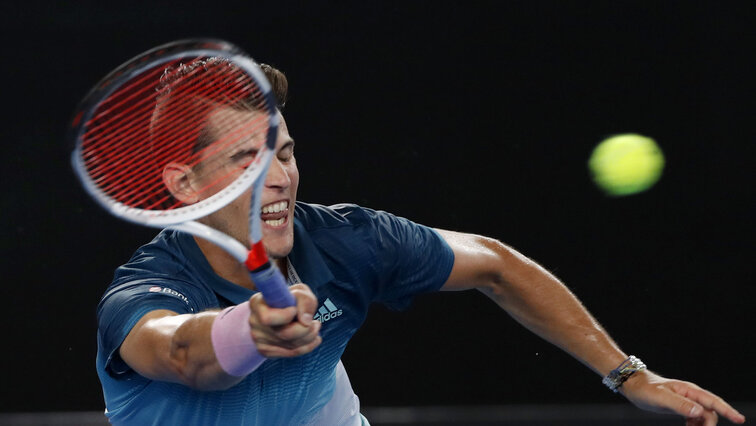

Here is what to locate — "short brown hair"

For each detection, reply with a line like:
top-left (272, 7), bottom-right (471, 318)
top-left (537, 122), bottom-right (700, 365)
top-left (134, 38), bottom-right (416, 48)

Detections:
top-left (260, 63), bottom-right (288, 109)
top-left (147, 59), bottom-right (289, 208)
top-left (151, 59), bottom-right (288, 157)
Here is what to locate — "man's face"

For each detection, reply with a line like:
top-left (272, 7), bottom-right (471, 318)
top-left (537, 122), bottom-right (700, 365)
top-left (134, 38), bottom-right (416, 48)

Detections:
top-left (193, 108), bottom-right (299, 260)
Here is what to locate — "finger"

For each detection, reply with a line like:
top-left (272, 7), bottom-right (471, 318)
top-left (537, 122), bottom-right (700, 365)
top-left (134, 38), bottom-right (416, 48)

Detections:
top-left (701, 409), bottom-right (718, 426)
top-left (257, 334), bottom-right (322, 358)
top-left (249, 294), bottom-right (298, 327)
top-left (686, 415), bottom-right (705, 426)
top-left (654, 386), bottom-right (707, 419)
top-left (251, 317), bottom-right (321, 348)
top-left (289, 283), bottom-right (318, 325)
top-left (274, 319), bottom-right (322, 345)
top-left (686, 409), bottom-right (718, 426)
top-left (254, 319), bottom-right (320, 348)
top-left (672, 383), bottom-right (746, 424)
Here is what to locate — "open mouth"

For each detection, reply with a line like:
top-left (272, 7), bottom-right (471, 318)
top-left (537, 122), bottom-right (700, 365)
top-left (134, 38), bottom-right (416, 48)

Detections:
top-left (261, 200), bottom-right (289, 227)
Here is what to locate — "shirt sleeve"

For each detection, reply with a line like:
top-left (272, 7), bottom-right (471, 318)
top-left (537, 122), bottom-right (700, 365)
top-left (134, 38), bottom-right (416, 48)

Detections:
top-left (365, 208), bottom-right (455, 310)
top-left (96, 278), bottom-right (203, 375)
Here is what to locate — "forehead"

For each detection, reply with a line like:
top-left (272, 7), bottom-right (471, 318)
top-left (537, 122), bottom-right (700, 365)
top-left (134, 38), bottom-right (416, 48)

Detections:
top-left (207, 107), bottom-right (268, 138)
top-left (188, 107), bottom-right (266, 167)
top-left (201, 108), bottom-right (291, 157)
top-left (277, 111), bottom-right (289, 133)
top-left (276, 112), bottom-right (292, 142)
top-left (201, 107), bottom-right (269, 152)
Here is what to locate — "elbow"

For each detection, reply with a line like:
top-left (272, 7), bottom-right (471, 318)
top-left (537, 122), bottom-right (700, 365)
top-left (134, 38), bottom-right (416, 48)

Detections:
top-left (166, 343), bottom-right (201, 389)
top-left (167, 344), bottom-right (235, 391)
top-left (124, 311), bottom-right (237, 391)
top-left (441, 229), bottom-right (538, 297)
top-left (472, 237), bottom-right (538, 300)
top-left (472, 236), bottom-right (515, 295)
top-left (167, 321), bottom-right (235, 391)
top-left (480, 269), bottom-right (510, 303)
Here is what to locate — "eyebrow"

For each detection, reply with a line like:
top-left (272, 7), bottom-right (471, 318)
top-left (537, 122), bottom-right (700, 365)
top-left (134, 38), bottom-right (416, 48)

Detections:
top-left (279, 138), bottom-right (295, 149)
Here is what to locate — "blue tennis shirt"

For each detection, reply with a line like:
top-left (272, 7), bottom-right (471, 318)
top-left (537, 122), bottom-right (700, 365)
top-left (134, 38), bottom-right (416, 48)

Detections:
top-left (96, 202), bottom-right (455, 425)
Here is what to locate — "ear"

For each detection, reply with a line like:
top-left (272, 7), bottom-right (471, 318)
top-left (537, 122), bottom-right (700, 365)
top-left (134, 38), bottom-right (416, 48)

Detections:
top-left (162, 163), bottom-right (200, 204)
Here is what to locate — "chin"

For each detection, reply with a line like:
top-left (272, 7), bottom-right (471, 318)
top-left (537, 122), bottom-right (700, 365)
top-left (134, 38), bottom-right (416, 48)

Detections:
top-left (263, 237), bottom-right (294, 259)
top-left (261, 218), bottom-right (295, 257)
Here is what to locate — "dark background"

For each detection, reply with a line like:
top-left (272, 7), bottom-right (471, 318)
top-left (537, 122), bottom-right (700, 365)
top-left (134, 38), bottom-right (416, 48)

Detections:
top-left (1, 0), bottom-right (753, 414)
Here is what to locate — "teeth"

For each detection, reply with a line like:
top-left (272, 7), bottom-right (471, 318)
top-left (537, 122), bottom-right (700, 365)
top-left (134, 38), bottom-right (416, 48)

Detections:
top-left (264, 218), bottom-right (285, 226)
top-left (262, 200), bottom-right (288, 214)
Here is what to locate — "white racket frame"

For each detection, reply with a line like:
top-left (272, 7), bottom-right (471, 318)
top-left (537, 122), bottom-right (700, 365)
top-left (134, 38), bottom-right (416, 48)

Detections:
top-left (71, 46), bottom-right (280, 264)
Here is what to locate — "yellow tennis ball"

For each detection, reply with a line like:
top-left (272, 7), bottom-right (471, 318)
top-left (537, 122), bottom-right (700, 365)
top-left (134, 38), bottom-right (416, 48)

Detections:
top-left (588, 134), bottom-right (665, 196)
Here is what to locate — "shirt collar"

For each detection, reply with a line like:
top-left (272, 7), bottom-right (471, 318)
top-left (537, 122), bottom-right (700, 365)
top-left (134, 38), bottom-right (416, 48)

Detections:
top-left (287, 217), bottom-right (334, 292)
top-left (177, 218), bottom-right (334, 306)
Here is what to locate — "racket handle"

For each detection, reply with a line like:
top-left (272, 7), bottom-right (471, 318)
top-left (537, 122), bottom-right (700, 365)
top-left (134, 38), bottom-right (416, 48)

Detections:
top-left (249, 264), bottom-right (296, 308)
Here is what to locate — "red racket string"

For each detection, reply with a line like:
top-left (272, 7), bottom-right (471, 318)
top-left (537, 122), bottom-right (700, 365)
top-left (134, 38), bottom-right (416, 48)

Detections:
top-left (84, 64), bottom-right (257, 183)
top-left (81, 63), bottom-right (184, 167)
top-left (82, 57), bottom-right (221, 179)
top-left (122, 113), bottom-right (269, 209)
top-left (111, 86), bottom-right (267, 208)
top-left (82, 56), bottom-right (202, 149)
top-left (82, 61), bottom-right (266, 209)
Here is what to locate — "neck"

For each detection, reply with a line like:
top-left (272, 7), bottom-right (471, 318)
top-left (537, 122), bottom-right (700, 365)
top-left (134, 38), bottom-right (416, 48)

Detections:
top-left (194, 236), bottom-right (287, 290)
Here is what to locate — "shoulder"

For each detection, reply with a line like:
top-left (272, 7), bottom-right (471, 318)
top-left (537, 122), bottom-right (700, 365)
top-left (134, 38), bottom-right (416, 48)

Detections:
top-left (100, 229), bottom-right (216, 319)
top-left (293, 201), bottom-right (449, 260)
top-left (294, 202), bottom-right (428, 250)
top-left (112, 230), bottom-right (189, 283)
top-left (294, 202), bottom-right (380, 229)
top-left (292, 202), bottom-right (382, 264)
top-left (294, 201), bottom-right (420, 235)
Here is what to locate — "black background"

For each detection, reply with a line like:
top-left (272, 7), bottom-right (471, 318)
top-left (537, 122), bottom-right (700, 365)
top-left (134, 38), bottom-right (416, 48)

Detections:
top-left (1, 0), bottom-right (753, 413)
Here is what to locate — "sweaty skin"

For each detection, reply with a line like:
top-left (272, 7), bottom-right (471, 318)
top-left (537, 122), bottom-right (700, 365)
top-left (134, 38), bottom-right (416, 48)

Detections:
top-left (122, 109), bottom-right (745, 425)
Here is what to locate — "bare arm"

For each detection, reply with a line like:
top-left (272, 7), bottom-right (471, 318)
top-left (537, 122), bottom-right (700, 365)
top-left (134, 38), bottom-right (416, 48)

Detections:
top-left (119, 283), bottom-right (322, 391)
top-left (436, 229), bottom-right (745, 425)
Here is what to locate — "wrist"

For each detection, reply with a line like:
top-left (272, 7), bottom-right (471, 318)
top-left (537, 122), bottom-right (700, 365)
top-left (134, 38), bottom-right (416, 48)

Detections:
top-left (602, 355), bottom-right (647, 393)
top-left (210, 302), bottom-right (266, 377)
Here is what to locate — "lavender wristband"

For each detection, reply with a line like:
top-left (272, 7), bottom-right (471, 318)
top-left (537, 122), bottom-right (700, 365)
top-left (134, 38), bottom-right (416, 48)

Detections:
top-left (210, 302), bottom-right (266, 377)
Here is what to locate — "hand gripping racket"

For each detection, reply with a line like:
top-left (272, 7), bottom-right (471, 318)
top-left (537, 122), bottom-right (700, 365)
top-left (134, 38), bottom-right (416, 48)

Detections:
top-left (69, 39), bottom-right (295, 308)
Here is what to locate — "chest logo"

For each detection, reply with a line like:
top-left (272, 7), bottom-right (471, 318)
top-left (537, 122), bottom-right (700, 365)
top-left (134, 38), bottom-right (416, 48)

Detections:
top-left (314, 298), bottom-right (342, 323)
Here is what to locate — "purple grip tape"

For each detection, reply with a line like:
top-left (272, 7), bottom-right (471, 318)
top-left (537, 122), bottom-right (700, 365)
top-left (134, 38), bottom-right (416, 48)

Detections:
top-left (249, 265), bottom-right (296, 308)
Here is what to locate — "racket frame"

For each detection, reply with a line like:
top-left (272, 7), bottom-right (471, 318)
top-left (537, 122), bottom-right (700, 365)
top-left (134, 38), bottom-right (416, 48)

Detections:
top-left (69, 40), bottom-right (297, 308)
top-left (70, 40), bottom-right (280, 230)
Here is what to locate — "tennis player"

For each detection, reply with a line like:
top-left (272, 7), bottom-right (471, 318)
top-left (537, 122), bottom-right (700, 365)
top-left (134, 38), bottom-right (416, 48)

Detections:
top-left (95, 63), bottom-right (745, 426)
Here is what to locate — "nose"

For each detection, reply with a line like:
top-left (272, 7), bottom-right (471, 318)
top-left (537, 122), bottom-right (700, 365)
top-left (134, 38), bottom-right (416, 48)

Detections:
top-left (265, 156), bottom-right (290, 190)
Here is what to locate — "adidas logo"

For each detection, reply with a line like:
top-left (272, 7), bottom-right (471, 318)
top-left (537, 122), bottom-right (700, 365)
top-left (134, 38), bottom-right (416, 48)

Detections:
top-left (313, 298), bottom-right (343, 323)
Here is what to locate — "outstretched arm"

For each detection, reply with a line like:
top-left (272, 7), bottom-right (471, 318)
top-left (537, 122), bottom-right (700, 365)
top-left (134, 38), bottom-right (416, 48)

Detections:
top-left (436, 229), bottom-right (745, 425)
top-left (119, 283), bottom-right (321, 391)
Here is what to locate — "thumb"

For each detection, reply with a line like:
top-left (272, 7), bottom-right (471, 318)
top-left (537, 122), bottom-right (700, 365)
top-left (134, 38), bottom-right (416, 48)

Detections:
top-left (289, 283), bottom-right (317, 325)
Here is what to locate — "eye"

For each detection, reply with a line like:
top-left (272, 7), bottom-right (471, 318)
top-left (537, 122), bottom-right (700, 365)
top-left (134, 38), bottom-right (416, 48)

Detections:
top-left (278, 145), bottom-right (294, 162)
top-left (231, 149), bottom-right (257, 164)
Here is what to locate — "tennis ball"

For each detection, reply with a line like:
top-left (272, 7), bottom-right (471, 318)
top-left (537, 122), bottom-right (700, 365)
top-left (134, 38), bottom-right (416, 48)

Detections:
top-left (588, 133), bottom-right (665, 196)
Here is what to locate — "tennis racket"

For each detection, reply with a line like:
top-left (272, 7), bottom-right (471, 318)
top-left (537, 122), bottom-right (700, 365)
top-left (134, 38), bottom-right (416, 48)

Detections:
top-left (69, 39), bottom-right (295, 308)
